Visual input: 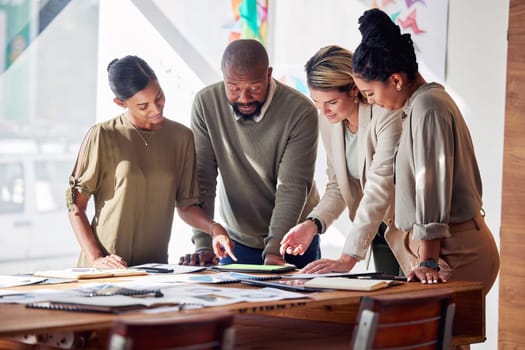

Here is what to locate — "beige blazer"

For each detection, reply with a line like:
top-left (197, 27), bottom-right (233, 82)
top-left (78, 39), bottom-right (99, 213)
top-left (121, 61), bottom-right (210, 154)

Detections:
top-left (309, 104), bottom-right (406, 266)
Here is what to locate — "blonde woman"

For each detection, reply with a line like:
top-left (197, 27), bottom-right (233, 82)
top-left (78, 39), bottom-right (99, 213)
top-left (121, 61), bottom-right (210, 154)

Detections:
top-left (280, 46), bottom-right (403, 275)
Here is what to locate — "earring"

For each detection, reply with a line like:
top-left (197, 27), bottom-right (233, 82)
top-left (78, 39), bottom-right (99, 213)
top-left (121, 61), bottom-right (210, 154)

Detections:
top-left (396, 85), bottom-right (402, 91)
top-left (353, 95), bottom-right (359, 104)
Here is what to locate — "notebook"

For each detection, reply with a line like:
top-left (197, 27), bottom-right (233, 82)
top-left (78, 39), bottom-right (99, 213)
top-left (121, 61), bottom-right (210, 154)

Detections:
top-left (173, 272), bottom-right (281, 284)
top-left (33, 268), bottom-right (148, 280)
top-left (78, 285), bottom-right (163, 297)
top-left (211, 263), bottom-right (296, 274)
top-left (25, 295), bottom-right (177, 314)
top-left (303, 277), bottom-right (402, 291)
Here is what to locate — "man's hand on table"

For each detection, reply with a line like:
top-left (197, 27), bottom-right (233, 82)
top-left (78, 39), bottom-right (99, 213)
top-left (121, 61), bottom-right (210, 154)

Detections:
top-left (179, 250), bottom-right (220, 266)
top-left (264, 253), bottom-right (287, 265)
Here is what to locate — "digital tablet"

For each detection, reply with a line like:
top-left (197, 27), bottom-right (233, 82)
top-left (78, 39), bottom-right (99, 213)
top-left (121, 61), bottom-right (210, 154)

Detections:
top-left (240, 278), bottom-right (333, 292)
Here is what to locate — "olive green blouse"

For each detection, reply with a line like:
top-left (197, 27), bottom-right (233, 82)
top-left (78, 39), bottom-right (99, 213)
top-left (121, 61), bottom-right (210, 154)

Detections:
top-left (67, 114), bottom-right (200, 266)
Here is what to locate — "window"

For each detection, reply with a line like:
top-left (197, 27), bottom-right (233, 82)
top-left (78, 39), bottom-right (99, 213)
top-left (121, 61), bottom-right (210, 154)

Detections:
top-left (34, 160), bottom-right (71, 212)
top-left (0, 162), bottom-right (24, 214)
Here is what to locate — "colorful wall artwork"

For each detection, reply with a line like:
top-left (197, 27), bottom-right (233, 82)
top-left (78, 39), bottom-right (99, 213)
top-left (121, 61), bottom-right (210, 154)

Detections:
top-left (366, 0), bottom-right (449, 82)
top-left (228, 0), bottom-right (268, 46)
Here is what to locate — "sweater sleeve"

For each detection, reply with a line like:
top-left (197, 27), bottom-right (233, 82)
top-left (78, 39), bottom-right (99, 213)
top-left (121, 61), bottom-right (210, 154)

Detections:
top-left (174, 129), bottom-right (202, 208)
top-left (263, 98), bottom-right (319, 257)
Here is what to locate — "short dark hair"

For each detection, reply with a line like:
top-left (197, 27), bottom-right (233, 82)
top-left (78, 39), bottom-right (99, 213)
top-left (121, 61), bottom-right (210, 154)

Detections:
top-left (353, 8), bottom-right (418, 82)
top-left (221, 39), bottom-right (269, 74)
top-left (107, 55), bottom-right (157, 101)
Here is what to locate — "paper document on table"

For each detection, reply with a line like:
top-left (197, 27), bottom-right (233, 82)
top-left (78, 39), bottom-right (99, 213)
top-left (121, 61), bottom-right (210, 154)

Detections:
top-left (0, 275), bottom-right (47, 288)
top-left (161, 284), bottom-right (307, 304)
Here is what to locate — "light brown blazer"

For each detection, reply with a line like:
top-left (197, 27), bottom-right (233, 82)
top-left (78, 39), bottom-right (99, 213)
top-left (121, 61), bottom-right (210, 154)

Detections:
top-left (309, 104), bottom-right (405, 264)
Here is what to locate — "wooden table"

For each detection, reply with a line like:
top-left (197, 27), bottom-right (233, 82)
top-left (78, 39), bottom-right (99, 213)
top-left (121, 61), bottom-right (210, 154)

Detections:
top-left (0, 278), bottom-right (485, 349)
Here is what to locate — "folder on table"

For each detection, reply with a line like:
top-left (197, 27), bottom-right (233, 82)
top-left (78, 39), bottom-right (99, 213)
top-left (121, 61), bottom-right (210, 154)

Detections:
top-left (304, 277), bottom-right (401, 291)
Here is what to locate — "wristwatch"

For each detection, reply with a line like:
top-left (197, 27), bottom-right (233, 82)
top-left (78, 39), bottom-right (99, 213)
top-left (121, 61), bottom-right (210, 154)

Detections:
top-left (419, 259), bottom-right (440, 271)
top-left (306, 217), bottom-right (322, 234)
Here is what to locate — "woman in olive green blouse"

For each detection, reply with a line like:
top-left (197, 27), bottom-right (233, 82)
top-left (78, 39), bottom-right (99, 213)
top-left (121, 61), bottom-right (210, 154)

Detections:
top-left (67, 55), bottom-right (235, 268)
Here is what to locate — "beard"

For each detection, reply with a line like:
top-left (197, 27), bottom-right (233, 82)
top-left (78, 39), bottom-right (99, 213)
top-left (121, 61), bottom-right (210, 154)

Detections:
top-left (231, 101), bottom-right (264, 120)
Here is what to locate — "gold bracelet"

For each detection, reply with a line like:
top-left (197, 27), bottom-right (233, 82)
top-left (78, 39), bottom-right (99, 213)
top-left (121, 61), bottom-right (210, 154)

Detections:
top-left (209, 222), bottom-right (219, 237)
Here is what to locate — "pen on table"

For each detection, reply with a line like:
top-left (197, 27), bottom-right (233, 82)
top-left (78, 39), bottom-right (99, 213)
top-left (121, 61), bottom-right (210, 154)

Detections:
top-left (357, 275), bottom-right (407, 281)
top-left (86, 289), bottom-right (164, 298)
top-left (0, 293), bottom-right (30, 299)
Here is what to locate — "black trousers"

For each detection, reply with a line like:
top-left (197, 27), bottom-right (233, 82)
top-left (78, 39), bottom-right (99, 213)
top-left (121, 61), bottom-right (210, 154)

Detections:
top-left (372, 222), bottom-right (402, 276)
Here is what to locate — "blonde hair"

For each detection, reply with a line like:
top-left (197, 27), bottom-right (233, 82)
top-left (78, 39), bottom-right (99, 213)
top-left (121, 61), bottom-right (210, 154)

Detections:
top-left (305, 45), bottom-right (365, 102)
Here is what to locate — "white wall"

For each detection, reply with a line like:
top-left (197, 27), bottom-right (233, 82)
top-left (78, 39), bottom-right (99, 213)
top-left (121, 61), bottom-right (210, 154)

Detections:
top-left (269, 1), bottom-right (509, 349)
top-left (447, 2), bottom-right (508, 348)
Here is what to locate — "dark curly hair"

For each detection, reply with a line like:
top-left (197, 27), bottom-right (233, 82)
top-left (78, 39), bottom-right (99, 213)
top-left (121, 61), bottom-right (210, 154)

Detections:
top-left (353, 9), bottom-right (418, 82)
top-left (107, 55), bottom-right (157, 101)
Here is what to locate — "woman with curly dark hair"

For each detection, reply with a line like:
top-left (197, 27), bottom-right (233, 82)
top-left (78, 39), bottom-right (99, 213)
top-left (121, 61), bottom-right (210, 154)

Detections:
top-left (351, 9), bottom-right (499, 298)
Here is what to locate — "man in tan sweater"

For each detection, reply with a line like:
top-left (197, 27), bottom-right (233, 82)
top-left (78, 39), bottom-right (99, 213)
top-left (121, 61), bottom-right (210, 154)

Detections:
top-left (181, 39), bottom-right (320, 268)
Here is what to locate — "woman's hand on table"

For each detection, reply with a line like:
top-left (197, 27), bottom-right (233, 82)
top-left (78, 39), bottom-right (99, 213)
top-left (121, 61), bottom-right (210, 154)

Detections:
top-left (407, 266), bottom-right (447, 284)
top-left (299, 254), bottom-right (358, 274)
top-left (93, 254), bottom-right (127, 269)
